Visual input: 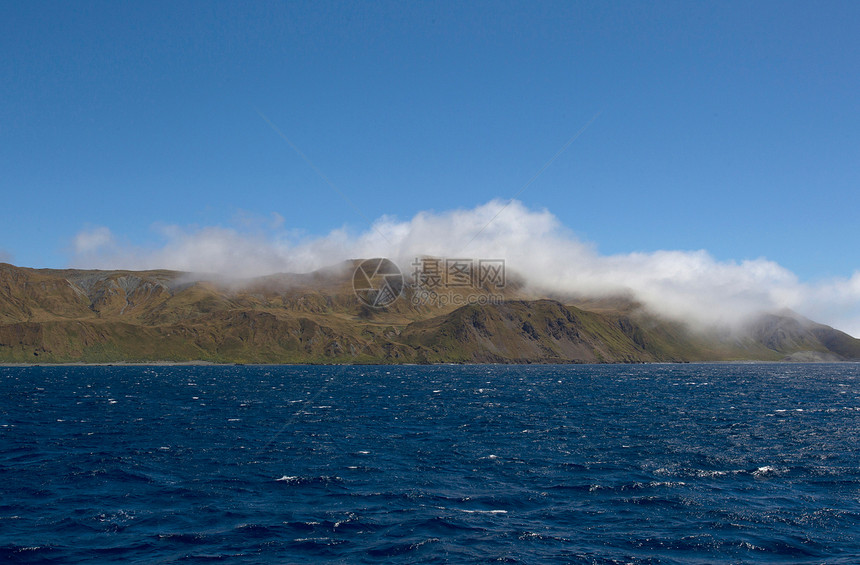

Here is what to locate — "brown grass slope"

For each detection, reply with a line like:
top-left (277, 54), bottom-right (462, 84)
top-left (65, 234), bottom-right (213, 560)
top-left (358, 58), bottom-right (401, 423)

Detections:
top-left (1, 262), bottom-right (858, 364)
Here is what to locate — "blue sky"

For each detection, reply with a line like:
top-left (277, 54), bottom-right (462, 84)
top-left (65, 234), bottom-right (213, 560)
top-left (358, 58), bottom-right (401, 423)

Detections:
top-left (2, 0), bottom-right (859, 282)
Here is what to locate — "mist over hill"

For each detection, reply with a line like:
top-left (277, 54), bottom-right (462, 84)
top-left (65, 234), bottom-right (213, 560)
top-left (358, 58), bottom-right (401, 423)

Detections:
top-left (70, 201), bottom-right (860, 338)
top-left (1, 262), bottom-right (858, 364)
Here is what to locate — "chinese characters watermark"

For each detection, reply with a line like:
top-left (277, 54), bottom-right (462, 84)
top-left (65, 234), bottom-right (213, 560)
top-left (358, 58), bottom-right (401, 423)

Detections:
top-left (410, 257), bottom-right (506, 307)
top-left (353, 257), bottom-right (506, 308)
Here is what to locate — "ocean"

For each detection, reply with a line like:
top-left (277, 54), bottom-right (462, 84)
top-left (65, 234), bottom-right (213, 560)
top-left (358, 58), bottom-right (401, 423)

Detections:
top-left (1, 363), bottom-right (859, 563)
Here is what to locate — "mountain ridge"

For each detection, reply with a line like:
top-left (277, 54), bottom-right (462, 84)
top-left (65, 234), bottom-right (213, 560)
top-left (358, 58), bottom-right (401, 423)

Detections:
top-left (1, 262), bottom-right (857, 364)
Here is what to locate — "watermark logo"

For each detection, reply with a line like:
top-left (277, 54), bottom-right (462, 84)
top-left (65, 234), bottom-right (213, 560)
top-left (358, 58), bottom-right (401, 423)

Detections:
top-left (353, 257), bottom-right (506, 308)
top-left (410, 257), bottom-right (506, 307)
top-left (353, 258), bottom-right (404, 308)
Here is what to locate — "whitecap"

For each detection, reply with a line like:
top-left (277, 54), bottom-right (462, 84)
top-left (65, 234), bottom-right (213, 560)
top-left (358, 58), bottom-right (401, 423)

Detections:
top-left (694, 470), bottom-right (728, 478)
top-left (753, 465), bottom-right (782, 477)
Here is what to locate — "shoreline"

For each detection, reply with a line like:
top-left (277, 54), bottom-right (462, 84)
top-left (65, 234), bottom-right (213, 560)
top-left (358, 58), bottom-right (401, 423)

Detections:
top-left (0, 361), bottom-right (220, 367)
top-left (2, 360), bottom-right (858, 368)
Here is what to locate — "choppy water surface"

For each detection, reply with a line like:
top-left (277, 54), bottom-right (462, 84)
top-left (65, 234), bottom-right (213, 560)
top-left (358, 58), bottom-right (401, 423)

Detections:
top-left (1, 363), bottom-right (859, 563)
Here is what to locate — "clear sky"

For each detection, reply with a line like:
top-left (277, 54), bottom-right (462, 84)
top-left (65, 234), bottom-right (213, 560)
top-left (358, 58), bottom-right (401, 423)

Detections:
top-left (2, 0), bottom-right (859, 283)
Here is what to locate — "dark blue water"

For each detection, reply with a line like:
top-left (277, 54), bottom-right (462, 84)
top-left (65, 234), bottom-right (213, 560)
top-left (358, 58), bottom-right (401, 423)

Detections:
top-left (2, 364), bottom-right (860, 563)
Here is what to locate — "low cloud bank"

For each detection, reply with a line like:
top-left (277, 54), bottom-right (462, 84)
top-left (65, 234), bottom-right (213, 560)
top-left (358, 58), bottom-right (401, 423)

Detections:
top-left (70, 200), bottom-right (860, 336)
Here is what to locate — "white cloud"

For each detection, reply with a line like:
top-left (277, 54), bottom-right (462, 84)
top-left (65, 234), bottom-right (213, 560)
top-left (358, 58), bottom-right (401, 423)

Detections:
top-left (68, 200), bottom-right (860, 336)
top-left (73, 226), bottom-right (116, 255)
